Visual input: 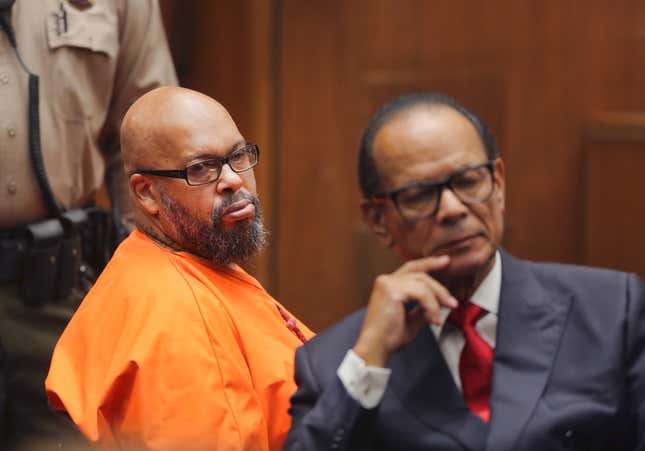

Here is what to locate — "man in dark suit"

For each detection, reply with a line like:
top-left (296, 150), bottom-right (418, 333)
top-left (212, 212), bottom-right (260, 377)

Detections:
top-left (285, 93), bottom-right (645, 451)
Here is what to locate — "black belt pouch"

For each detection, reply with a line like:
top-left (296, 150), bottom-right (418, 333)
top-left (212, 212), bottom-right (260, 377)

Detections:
top-left (21, 219), bottom-right (63, 305)
top-left (56, 210), bottom-right (87, 299)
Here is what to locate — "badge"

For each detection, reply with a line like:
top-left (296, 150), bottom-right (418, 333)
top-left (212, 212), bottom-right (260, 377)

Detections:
top-left (67, 0), bottom-right (94, 10)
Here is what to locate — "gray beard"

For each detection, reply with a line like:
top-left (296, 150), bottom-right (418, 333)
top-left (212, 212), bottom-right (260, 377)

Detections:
top-left (159, 191), bottom-right (267, 265)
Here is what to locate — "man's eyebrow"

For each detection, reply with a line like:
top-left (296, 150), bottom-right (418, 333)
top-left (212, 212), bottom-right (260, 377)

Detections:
top-left (187, 141), bottom-right (249, 162)
top-left (230, 140), bottom-right (248, 152)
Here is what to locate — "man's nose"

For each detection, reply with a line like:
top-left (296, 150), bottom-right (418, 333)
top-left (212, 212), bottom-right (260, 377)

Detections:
top-left (216, 164), bottom-right (243, 194)
top-left (435, 187), bottom-right (469, 224)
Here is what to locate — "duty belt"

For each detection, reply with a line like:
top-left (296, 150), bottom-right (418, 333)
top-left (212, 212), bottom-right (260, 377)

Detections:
top-left (0, 208), bottom-right (116, 305)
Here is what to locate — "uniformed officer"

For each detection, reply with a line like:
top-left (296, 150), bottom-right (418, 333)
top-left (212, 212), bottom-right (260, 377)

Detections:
top-left (0, 0), bottom-right (177, 448)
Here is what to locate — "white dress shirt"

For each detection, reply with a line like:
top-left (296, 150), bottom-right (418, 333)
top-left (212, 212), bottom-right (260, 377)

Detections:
top-left (337, 251), bottom-right (502, 409)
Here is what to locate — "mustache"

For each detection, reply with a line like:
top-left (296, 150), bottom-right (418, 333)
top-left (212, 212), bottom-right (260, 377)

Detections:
top-left (212, 192), bottom-right (260, 220)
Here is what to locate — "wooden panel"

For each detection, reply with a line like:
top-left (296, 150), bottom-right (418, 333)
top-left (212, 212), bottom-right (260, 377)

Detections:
top-left (583, 112), bottom-right (645, 277)
top-left (161, 0), bottom-right (645, 331)
top-left (277, 0), bottom-right (365, 329)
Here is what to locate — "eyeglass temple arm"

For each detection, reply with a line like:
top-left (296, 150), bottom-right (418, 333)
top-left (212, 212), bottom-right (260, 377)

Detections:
top-left (134, 169), bottom-right (186, 179)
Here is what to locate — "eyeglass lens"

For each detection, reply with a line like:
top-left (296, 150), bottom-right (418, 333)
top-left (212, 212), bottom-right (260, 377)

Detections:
top-left (396, 165), bottom-right (493, 219)
top-left (186, 146), bottom-right (258, 185)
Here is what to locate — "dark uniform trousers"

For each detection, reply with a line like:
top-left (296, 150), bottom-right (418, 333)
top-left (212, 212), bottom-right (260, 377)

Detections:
top-left (0, 281), bottom-right (91, 450)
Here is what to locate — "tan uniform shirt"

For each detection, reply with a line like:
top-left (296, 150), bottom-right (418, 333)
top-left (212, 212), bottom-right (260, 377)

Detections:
top-left (0, 0), bottom-right (177, 228)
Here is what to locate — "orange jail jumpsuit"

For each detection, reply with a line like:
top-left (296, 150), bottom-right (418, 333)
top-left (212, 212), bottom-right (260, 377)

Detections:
top-left (45, 230), bottom-right (314, 450)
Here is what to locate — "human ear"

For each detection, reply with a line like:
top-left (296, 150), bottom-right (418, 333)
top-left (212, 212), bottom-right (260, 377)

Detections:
top-left (130, 174), bottom-right (160, 216)
top-left (492, 158), bottom-right (506, 213)
top-left (360, 199), bottom-right (393, 248)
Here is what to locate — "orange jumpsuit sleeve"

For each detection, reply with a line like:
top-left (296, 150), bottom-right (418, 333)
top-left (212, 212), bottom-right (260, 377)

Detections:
top-left (46, 262), bottom-right (271, 450)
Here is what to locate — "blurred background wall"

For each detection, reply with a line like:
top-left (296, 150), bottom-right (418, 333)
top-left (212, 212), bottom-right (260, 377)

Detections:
top-left (158, 0), bottom-right (645, 331)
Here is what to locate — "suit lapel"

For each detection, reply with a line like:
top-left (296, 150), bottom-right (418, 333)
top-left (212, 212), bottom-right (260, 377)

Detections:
top-left (486, 251), bottom-right (572, 450)
top-left (388, 326), bottom-right (489, 451)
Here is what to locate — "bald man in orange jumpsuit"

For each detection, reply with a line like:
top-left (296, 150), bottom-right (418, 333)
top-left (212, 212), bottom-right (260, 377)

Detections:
top-left (45, 87), bottom-right (313, 450)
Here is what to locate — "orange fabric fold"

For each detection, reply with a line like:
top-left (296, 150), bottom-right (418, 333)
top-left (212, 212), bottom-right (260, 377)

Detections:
top-left (46, 230), bottom-right (314, 450)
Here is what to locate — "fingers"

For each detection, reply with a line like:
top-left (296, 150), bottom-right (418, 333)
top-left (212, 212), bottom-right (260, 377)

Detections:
top-left (355, 256), bottom-right (458, 366)
top-left (395, 254), bottom-right (451, 275)
top-left (400, 273), bottom-right (457, 325)
top-left (371, 269), bottom-right (457, 324)
top-left (427, 275), bottom-right (459, 309)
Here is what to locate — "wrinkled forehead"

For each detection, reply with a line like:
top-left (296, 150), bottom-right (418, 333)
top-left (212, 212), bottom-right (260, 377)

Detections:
top-left (372, 106), bottom-right (488, 187)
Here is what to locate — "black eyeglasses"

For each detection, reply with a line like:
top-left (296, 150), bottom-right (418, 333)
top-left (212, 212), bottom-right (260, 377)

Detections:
top-left (371, 160), bottom-right (496, 221)
top-left (134, 144), bottom-right (260, 186)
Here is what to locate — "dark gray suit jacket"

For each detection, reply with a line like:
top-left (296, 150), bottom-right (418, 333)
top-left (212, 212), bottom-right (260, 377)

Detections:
top-left (285, 251), bottom-right (645, 451)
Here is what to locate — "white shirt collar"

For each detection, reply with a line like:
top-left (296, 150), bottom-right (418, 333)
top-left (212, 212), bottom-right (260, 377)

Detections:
top-left (470, 250), bottom-right (501, 314)
top-left (431, 250), bottom-right (502, 336)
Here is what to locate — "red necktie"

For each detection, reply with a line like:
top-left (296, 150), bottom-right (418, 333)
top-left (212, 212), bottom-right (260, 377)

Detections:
top-left (447, 302), bottom-right (493, 422)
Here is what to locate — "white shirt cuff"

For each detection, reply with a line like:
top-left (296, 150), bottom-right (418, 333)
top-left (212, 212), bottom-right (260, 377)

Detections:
top-left (336, 349), bottom-right (391, 409)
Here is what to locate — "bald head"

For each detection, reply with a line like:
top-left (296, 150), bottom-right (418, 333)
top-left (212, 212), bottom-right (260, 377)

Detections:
top-left (121, 87), bottom-right (238, 174)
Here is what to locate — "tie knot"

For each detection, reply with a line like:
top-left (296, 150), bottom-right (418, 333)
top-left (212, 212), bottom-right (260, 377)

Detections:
top-left (447, 302), bottom-right (486, 329)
